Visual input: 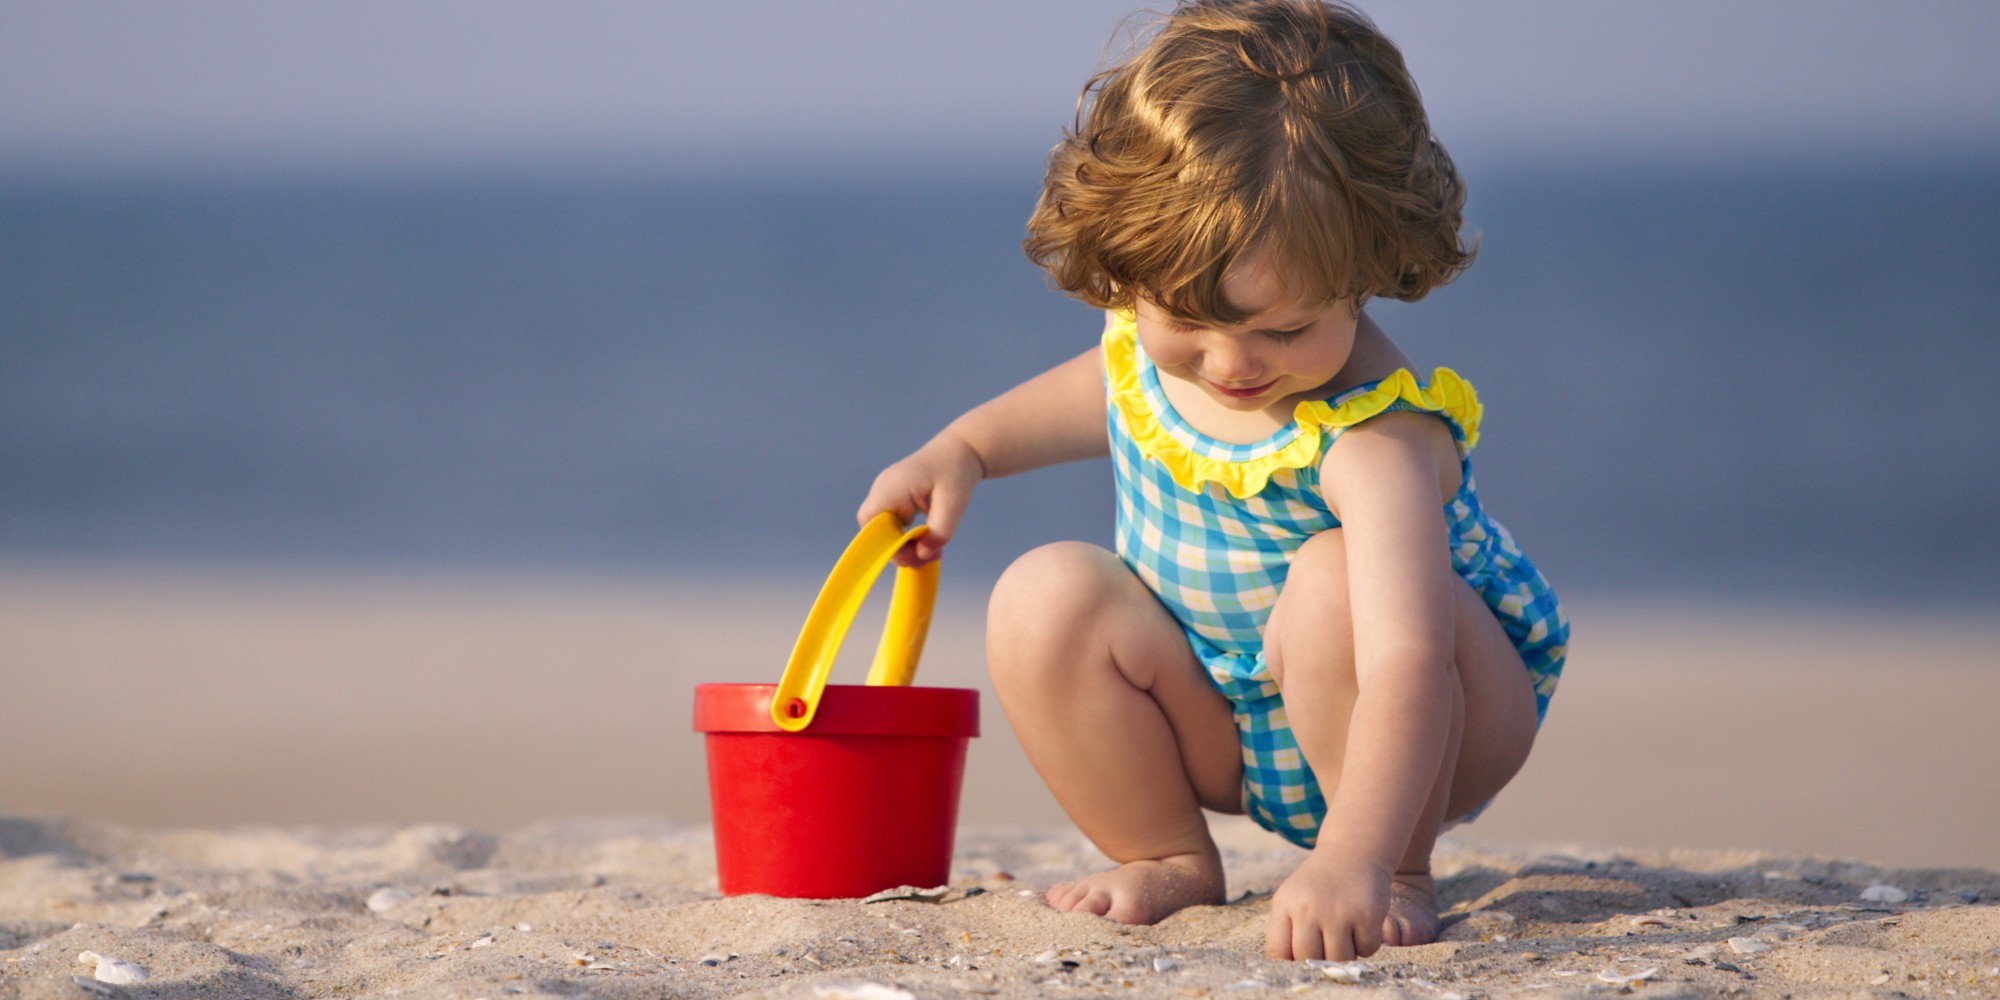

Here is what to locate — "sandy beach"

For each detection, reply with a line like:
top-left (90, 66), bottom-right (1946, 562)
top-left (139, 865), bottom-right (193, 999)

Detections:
top-left (6, 814), bottom-right (2000, 998)
top-left (4, 566), bottom-right (1998, 997)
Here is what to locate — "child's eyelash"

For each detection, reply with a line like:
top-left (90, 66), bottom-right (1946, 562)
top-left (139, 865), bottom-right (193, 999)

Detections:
top-left (1164, 321), bottom-right (1309, 340)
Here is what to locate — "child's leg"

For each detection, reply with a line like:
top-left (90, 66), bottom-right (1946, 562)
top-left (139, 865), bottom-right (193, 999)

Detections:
top-left (1264, 530), bottom-right (1540, 948)
top-left (987, 541), bottom-right (1245, 925)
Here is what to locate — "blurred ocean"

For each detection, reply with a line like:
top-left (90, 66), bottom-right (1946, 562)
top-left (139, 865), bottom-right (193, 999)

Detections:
top-left (3, 159), bottom-right (1996, 607)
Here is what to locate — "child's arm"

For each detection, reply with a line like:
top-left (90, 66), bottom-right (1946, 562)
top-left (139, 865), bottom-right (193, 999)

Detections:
top-left (1269, 411), bottom-right (1463, 960)
top-left (858, 346), bottom-right (1107, 564)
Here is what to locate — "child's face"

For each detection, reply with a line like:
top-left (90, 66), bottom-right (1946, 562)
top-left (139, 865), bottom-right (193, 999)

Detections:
top-left (1134, 250), bottom-right (1358, 414)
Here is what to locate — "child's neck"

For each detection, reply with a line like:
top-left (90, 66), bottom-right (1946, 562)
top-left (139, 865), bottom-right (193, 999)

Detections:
top-left (1156, 374), bottom-right (1307, 444)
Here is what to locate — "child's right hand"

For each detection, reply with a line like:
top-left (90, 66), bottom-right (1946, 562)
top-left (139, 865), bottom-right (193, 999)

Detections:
top-left (857, 429), bottom-right (985, 567)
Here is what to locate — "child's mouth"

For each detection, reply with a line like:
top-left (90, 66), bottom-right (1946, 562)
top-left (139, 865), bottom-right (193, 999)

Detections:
top-left (1207, 378), bottom-right (1278, 400)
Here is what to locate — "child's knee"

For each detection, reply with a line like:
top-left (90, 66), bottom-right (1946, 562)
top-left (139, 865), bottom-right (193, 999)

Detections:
top-left (988, 542), bottom-right (1124, 665)
top-left (992, 540), bottom-right (1116, 612)
top-left (1288, 529), bottom-right (1350, 587)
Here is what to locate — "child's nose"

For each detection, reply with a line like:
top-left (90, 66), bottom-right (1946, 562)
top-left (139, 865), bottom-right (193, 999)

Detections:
top-left (1204, 342), bottom-right (1263, 382)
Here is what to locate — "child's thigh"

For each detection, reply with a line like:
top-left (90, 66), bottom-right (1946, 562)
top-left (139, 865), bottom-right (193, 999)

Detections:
top-left (988, 541), bottom-right (1244, 812)
top-left (1446, 579), bottom-right (1541, 818)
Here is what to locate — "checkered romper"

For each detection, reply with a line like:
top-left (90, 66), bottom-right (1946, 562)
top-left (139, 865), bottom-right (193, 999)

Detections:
top-left (1102, 313), bottom-right (1568, 848)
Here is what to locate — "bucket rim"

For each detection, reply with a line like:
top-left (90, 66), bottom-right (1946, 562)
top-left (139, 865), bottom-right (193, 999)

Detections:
top-left (693, 683), bottom-right (979, 737)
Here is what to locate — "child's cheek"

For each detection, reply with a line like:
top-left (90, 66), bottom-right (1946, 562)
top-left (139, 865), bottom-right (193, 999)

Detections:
top-left (1136, 331), bottom-right (1192, 369)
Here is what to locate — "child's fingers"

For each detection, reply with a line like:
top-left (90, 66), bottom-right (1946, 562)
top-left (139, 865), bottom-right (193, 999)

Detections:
top-left (921, 483), bottom-right (970, 546)
top-left (1294, 921), bottom-right (1333, 962)
top-left (1349, 915), bottom-right (1382, 958)
top-left (856, 481), bottom-right (919, 529)
top-left (890, 537), bottom-right (939, 568)
top-left (1264, 911), bottom-right (1293, 959)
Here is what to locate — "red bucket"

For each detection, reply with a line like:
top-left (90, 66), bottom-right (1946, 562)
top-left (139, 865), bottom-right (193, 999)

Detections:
top-left (694, 513), bottom-right (979, 898)
top-left (694, 682), bottom-right (978, 898)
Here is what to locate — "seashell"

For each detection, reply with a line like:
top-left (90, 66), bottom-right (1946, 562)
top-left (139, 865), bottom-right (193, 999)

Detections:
top-left (1152, 956), bottom-right (1177, 972)
top-left (366, 887), bottom-right (414, 913)
top-left (1033, 949), bottom-right (1059, 964)
top-left (812, 985), bottom-right (917, 1000)
top-left (1870, 973), bottom-right (1893, 986)
top-left (76, 951), bottom-right (149, 985)
top-left (862, 885), bottom-right (950, 904)
top-left (1630, 914), bottom-right (1673, 928)
top-left (1597, 966), bottom-right (1659, 985)
top-left (1859, 883), bottom-right (1909, 903)
top-left (1308, 960), bottom-right (1371, 984)
top-left (515, 922), bottom-right (533, 932)
top-left (1727, 936), bottom-right (1773, 955)
top-left (470, 935), bottom-right (495, 949)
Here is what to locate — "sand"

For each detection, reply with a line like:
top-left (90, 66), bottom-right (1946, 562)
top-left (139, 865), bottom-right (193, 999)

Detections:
top-left (4, 566), bottom-right (1999, 997)
top-left (5, 814), bottom-right (2000, 998)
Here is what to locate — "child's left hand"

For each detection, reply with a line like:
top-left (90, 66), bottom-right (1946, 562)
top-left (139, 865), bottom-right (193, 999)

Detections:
top-left (1265, 850), bottom-right (1390, 960)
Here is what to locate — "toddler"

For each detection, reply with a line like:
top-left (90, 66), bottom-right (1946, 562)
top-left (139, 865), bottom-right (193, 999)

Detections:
top-left (859, 0), bottom-right (1566, 961)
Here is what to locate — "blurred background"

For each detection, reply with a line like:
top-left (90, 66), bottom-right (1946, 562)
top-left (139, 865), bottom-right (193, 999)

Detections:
top-left (4, 2), bottom-right (1997, 868)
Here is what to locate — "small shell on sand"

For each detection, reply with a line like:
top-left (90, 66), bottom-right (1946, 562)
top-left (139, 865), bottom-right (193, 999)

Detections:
top-left (812, 985), bottom-right (916, 1000)
top-left (366, 887), bottom-right (414, 913)
top-left (1153, 956), bottom-right (1177, 973)
top-left (1598, 966), bottom-right (1660, 985)
top-left (1860, 883), bottom-right (1910, 904)
top-left (1727, 936), bottom-right (1774, 955)
top-left (76, 951), bottom-right (149, 985)
top-left (1308, 960), bottom-right (1371, 984)
top-left (861, 885), bottom-right (950, 904)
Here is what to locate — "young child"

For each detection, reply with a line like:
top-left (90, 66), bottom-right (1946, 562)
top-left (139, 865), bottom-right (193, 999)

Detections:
top-left (858, 0), bottom-right (1566, 961)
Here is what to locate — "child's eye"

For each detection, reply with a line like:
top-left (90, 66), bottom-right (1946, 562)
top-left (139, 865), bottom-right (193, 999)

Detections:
top-left (1266, 325), bottom-right (1309, 342)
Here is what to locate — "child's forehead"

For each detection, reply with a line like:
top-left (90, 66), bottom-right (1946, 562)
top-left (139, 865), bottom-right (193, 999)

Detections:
top-left (1217, 250), bottom-right (1329, 319)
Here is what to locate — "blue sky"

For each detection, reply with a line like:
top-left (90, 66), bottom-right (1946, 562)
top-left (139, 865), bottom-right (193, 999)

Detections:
top-left (3, 1), bottom-right (1996, 177)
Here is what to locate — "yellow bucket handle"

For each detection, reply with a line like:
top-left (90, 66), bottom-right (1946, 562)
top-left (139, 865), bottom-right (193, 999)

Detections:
top-left (770, 512), bottom-right (939, 731)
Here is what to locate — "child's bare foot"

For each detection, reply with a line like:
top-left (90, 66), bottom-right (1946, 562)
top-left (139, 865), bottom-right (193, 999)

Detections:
top-left (1381, 871), bottom-right (1440, 946)
top-left (1044, 851), bottom-right (1226, 925)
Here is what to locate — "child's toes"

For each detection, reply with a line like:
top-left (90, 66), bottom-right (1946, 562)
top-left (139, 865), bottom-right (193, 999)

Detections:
top-left (1047, 879), bottom-right (1110, 915)
top-left (1047, 877), bottom-right (1118, 917)
top-left (1077, 887), bottom-right (1115, 917)
top-left (1045, 880), bottom-right (1084, 911)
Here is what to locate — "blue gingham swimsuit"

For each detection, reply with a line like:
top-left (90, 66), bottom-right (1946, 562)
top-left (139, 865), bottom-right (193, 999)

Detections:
top-left (1102, 312), bottom-right (1568, 849)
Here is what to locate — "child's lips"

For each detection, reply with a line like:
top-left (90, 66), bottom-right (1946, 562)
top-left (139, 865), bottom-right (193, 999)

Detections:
top-left (1207, 378), bottom-right (1278, 399)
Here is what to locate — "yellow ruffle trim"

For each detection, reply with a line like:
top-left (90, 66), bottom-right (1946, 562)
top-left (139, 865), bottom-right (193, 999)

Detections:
top-left (1103, 310), bottom-right (1483, 499)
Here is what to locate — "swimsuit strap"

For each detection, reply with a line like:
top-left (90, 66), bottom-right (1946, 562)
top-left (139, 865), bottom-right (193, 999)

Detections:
top-left (1102, 309), bottom-right (1483, 499)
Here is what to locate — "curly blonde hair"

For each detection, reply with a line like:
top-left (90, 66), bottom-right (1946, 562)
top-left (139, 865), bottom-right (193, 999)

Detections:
top-left (1024, 0), bottom-right (1472, 323)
